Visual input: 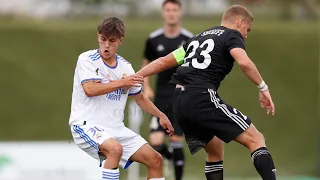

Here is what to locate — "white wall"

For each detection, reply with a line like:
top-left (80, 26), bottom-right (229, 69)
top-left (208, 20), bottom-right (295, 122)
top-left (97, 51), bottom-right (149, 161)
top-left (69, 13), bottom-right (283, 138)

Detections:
top-left (0, 142), bottom-right (101, 180)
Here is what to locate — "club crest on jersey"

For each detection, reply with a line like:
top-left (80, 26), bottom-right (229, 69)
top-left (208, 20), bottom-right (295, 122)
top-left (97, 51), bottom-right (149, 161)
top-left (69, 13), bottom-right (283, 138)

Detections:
top-left (156, 44), bottom-right (165, 52)
top-left (106, 72), bottom-right (127, 101)
top-left (121, 73), bottom-right (127, 79)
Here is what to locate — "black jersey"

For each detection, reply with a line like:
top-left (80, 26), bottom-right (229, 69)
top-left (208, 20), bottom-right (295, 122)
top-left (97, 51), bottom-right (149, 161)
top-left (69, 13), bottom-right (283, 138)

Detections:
top-left (170, 26), bottom-right (245, 90)
top-left (144, 28), bottom-right (193, 97)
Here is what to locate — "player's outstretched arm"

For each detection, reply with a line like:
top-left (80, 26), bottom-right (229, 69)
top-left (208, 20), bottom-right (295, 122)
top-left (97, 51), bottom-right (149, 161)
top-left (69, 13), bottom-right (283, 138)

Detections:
top-left (82, 75), bottom-right (144, 97)
top-left (230, 48), bottom-right (275, 115)
top-left (137, 52), bottom-right (181, 78)
top-left (141, 59), bottom-right (154, 99)
top-left (132, 92), bottom-right (174, 136)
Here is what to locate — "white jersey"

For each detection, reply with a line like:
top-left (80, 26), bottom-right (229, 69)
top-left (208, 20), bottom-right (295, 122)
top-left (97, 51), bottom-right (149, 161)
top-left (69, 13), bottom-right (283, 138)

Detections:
top-left (69, 49), bottom-right (142, 128)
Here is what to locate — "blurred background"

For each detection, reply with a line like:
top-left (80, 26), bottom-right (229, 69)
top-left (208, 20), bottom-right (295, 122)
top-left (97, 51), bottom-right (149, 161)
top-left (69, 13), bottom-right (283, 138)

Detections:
top-left (0, 0), bottom-right (319, 179)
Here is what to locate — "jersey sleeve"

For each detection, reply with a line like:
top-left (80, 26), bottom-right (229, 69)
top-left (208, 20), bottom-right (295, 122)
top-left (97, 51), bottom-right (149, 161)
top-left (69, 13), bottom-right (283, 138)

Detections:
top-left (143, 38), bottom-right (155, 62)
top-left (127, 65), bottom-right (142, 96)
top-left (226, 31), bottom-right (246, 51)
top-left (77, 55), bottom-right (102, 84)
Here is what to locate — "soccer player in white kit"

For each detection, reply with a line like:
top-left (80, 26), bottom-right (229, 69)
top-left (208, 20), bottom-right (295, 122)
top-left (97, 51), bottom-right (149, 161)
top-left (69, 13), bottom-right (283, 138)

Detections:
top-left (69, 17), bottom-right (174, 180)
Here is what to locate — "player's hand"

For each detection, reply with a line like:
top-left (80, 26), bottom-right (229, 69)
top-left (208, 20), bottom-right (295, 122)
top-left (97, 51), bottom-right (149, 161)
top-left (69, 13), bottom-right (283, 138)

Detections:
top-left (159, 113), bottom-right (174, 136)
top-left (143, 85), bottom-right (154, 99)
top-left (259, 89), bottom-right (275, 115)
top-left (121, 75), bottom-right (144, 87)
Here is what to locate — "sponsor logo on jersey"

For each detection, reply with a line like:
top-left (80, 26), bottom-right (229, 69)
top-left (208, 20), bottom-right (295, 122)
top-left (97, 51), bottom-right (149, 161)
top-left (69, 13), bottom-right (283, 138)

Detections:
top-left (106, 72), bottom-right (128, 101)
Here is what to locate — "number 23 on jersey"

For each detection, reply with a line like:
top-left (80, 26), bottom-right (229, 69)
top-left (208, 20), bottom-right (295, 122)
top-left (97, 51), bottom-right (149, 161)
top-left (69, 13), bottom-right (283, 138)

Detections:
top-left (173, 39), bottom-right (215, 70)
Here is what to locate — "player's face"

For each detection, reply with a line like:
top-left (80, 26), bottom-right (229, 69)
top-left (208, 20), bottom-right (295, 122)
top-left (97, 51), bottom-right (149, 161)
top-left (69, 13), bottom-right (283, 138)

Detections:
top-left (162, 2), bottom-right (182, 26)
top-left (237, 18), bottom-right (252, 40)
top-left (97, 34), bottom-right (122, 60)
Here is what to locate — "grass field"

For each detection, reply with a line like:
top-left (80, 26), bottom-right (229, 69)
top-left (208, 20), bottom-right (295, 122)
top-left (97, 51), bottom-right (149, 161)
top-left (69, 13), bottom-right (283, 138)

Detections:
top-left (0, 16), bottom-right (319, 179)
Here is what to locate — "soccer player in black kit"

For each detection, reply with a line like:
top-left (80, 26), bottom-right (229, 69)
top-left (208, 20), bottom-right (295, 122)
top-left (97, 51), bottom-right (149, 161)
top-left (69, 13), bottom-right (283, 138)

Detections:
top-left (141, 1), bottom-right (193, 180)
top-left (138, 5), bottom-right (276, 180)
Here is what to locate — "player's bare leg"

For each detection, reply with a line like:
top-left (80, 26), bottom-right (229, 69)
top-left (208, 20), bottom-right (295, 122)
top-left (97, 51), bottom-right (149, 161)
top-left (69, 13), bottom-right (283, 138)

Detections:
top-left (150, 131), bottom-right (172, 177)
top-left (98, 138), bottom-right (123, 180)
top-left (169, 135), bottom-right (185, 180)
top-left (203, 136), bottom-right (224, 180)
top-left (129, 144), bottom-right (165, 180)
top-left (235, 124), bottom-right (276, 180)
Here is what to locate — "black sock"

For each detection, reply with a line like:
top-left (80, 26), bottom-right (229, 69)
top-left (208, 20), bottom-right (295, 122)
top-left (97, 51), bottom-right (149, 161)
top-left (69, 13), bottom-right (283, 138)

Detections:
top-left (205, 161), bottom-right (223, 180)
top-left (251, 147), bottom-right (276, 180)
top-left (172, 145), bottom-right (185, 180)
top-left (152, 144), bottom-right (172, 159)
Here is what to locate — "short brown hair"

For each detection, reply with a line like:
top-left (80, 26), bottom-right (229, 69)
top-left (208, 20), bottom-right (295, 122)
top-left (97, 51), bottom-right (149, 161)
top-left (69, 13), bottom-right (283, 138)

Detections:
top-left (162, 0), bottom-right (181, 8)
top-left (222, 5), bottom-right (253, 23)
top-left (97, 17), bottom-right (125, 38)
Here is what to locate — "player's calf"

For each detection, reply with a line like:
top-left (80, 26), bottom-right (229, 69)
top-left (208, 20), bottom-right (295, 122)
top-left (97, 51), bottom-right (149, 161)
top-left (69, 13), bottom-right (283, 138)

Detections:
top-left (204, 137), bottom-right (224, 180)
top-left (235, 124), bottom-right (276, 180)
top-left (130, 144), bottom-right (165, 180)
top-left (169, 136), bottom-right (185, 180)
top-left (98, 138), bottom-right (123, 180)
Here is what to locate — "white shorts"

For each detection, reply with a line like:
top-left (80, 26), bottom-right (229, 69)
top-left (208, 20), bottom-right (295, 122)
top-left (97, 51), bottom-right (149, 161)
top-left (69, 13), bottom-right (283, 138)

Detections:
top-left (70, 122), bottom-right (147, 169)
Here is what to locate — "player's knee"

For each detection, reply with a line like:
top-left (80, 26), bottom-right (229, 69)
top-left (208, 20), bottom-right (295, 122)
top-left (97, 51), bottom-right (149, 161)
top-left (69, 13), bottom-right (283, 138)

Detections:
top-left (109, 144), bottom-right (123, 157)
top-left (207, 149), bottom-right (223, 161)
top-left (256, 131), bottom-right (265, 143)
top-left (205, 143), bottom-right (224, 161)
top-left (250, 131), bottom-right (265, 146)
top-left (148, 151), bottom-right (163, 169)
top-left (102, 140), bottom-right (123, 158)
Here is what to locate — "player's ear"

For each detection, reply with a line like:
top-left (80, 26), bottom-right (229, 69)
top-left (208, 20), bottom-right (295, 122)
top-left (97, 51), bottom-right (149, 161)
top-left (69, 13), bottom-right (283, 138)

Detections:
top-left (240, 18), bottom-right (245, 28)
top-left (119, 37), bottom-right (123, 45)
top-left (236, 17), bottom-right (244, 30)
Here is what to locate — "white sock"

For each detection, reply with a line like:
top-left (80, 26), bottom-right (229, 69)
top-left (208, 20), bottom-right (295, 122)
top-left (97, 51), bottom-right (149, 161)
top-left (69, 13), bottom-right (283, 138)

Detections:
top-left (102, 168), bottom-right (120, 180)
top-left (149, 178), bottom-right (165, 180)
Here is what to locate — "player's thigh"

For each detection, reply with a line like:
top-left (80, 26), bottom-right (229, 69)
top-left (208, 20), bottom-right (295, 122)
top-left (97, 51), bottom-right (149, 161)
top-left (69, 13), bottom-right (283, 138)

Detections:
top-left (99, 138), bottom-right (123, 157)
top-left (167, 98), bottom-right (184, 137)
top-left (199, 90), bottom-right (252, 143)
top-left (173, 88), bottom-right (215, 155)
top-left (204, 136), bottom-right (224, 161)
top-left (234, 123), bottom-right (265, 151)
top-left (129, 143), bottom-right (162, 168)
top-left (71, 124), bottom-right (110, 160)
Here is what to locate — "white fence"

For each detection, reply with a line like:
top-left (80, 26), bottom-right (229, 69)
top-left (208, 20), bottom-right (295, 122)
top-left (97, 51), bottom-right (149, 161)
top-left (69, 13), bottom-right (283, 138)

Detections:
top-left (0, 0), bottom-right (227, 18)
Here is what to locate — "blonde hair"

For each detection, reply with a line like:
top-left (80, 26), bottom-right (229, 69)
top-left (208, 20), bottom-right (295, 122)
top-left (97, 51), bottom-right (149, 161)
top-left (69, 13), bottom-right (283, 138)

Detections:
top-left (222, 5), bottom-right (253, 23)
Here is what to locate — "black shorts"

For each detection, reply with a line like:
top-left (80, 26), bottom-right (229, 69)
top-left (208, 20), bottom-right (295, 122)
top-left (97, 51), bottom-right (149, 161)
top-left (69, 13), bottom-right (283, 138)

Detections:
top-left (149, 95), bottom-right (184, 136)
top-left (173, 87), bottom-right (252, 154)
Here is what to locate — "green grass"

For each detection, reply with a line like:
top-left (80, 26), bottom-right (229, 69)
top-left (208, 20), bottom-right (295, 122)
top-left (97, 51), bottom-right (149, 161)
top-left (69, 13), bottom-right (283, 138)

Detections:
top-left (0, 17), bottom-right (318, 178)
